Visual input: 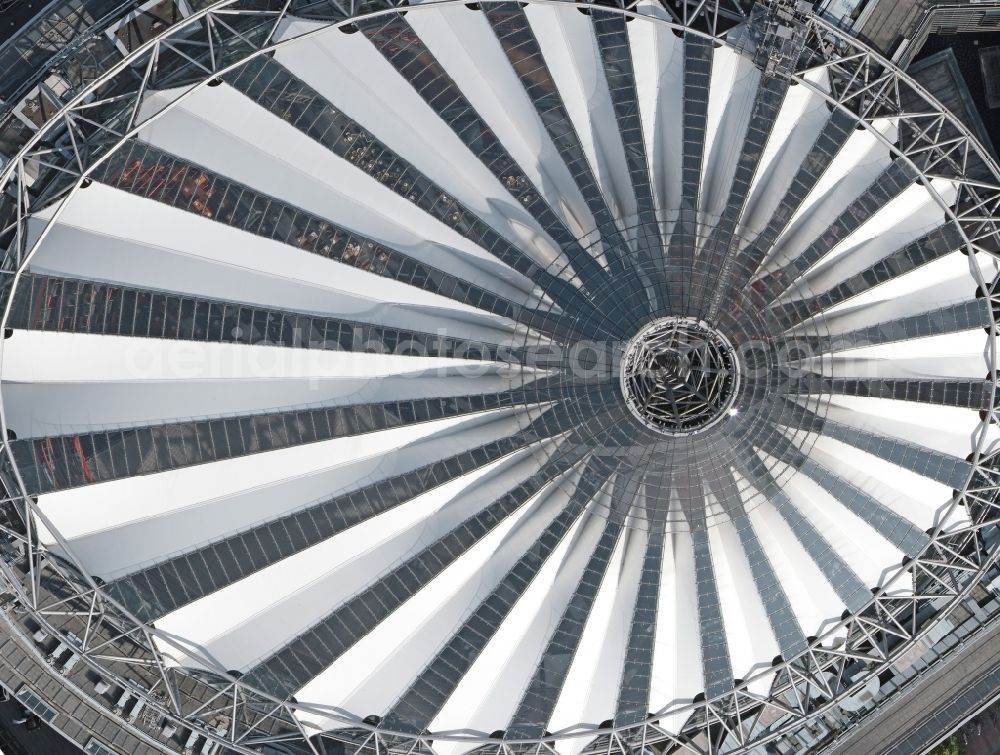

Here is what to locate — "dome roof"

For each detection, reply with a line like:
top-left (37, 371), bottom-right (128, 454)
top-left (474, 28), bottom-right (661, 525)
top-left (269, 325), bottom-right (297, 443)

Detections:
top-left (1, 1), bottom-right (999, 753)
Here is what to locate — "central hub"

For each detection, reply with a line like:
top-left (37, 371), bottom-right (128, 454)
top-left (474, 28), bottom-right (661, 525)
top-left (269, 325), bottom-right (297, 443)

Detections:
top-left (620, 317), bottom-right (740, 436)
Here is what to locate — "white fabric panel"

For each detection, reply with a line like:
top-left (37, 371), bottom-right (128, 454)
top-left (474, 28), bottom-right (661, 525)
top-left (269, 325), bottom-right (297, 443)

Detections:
top-left (707, 520), bottom-right (780, 691)
top-left (700, 46), bottom-right (760, 226)
top-left (2, 331), bottom-right (479, 385)
top-left (525, 3), bottom-right (636, 224)
top-left (770, 455), bottom-right (902, 588)
top-left (272, 30), bottom-right (569, 275)
top-left (628, 2), bottom-right (683, 221)
top-left (820, 398), bottom-right (981, 458)
top-left (549, 515), bottom-right (647, 754)
top-left (137, 83), bottom-right (537, 299)
top-left (765, 119), bottom-right (897, 271)
top-left (26, 191), bottom-right (518, 343)
top-left (831, 327), bottom-right (987, 360)
top-left (745, 498), bottom-right (844, 640)
top-left (405, 5), bottom-right (600, 247)
top-left (428, 499), bottom-right (612, 747)
top-left (782, 251), bottom-right (968, 330)
top-left (805, 436), bottom-right (953, 531)
top-left (270, 16), bottom-right (325, 40)
top-left (802, 277), bottom-right (976, 339)
top-left (0, 371), bottom-right (520, 436)
top-left (157, 448), bottom-right (542, 672)
top-left (812, 273), bottom-right (985, 340)
top-left (34, 414), bottom-right (478, 551)
top-left (812, 353), bottom-right (988, 380)
top-left (824, 249), bottom-right (988, 321)
top-left (304, 470), bottom-right (579, 730)
top-left (53, 409), bottom-right (528, 578)
top-left (649, 529), bottom-right (702, 718)
top-left (26, 189), bottom-right (455, 313)
top-left (789, 180), bottom-right (956, 300)
top-left (829, 251), bottom-right (997, 314)
top-left (741, 69), bottom-right (830, 238)
top-left (135, 86), bottom-right (190, 124)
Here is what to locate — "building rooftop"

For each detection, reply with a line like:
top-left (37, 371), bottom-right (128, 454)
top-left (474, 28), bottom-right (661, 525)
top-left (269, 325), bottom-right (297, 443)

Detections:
top-left (2, 1), bottom-right (1000, 754)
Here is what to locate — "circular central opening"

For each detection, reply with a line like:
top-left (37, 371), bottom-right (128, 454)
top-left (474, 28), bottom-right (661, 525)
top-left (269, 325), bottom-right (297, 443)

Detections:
top-left (620, 317), bottom-right (741, 436)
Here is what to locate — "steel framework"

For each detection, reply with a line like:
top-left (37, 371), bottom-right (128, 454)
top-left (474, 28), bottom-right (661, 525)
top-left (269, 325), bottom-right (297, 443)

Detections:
top-left (620, 318), bottom-right (741, 436)
top-left (0, 0), bottom-right (999, 753)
